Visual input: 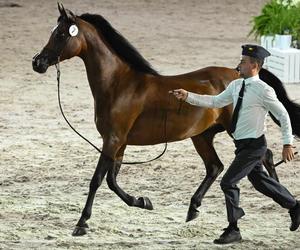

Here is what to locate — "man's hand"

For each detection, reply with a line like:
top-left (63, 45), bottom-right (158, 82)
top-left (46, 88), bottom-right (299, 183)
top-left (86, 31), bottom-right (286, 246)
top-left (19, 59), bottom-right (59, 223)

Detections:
top-left (282, 145), bottom-right (295, 162)
top-left (169, 89), bottom-right (188, 101)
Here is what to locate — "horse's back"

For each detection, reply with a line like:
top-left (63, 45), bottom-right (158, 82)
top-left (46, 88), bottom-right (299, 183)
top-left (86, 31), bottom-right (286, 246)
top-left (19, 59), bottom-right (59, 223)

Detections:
top-left (174, 66), bottom-right (239, 82)
top-left (151, 66), bottom-right (239, 96)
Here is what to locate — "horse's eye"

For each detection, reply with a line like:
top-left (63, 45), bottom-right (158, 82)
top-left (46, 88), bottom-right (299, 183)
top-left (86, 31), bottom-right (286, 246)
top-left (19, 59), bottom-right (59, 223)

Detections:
top-left (56, 32), bottom-right (66, 40)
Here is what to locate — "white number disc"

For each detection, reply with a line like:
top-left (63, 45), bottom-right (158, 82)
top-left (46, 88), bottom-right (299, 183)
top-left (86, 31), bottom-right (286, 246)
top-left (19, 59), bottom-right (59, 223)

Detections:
top-left (69, 25), bottom-right (79, 37)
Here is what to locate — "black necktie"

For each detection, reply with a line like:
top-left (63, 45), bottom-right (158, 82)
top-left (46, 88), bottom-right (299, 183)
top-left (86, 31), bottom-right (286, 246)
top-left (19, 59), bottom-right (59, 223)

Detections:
top-left (230, 80), bottom-right (245, 134)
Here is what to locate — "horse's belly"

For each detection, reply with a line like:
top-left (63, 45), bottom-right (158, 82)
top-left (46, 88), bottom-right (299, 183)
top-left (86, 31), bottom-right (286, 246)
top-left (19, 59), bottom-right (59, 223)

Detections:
top-left (126, 108), bottom-right (219, 145)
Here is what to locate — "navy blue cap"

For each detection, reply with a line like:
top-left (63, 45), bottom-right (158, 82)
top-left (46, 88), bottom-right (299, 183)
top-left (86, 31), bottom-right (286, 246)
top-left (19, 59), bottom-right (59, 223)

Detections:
top-left (241, 44), bottom-right (271, 60)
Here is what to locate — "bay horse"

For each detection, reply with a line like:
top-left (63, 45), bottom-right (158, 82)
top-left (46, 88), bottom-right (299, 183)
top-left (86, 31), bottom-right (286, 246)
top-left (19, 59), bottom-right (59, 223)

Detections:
top-left (32, 4), bottom-right (300, 236)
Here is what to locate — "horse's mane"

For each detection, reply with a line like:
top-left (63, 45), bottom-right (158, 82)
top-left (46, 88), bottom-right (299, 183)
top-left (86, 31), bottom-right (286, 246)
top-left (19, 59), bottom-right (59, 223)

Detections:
top-left (79, 13), bottom-right (159, 76)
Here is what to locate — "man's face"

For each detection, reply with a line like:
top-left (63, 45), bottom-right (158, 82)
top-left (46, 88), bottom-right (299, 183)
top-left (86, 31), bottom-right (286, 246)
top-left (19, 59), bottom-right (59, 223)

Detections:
top-left (238, 55), bottom-right (257, 78)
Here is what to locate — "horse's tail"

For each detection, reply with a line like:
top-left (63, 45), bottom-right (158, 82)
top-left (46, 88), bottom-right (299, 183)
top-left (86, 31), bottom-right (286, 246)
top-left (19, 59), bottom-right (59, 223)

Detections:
top-left (259, 68), bottom-right (300, 138)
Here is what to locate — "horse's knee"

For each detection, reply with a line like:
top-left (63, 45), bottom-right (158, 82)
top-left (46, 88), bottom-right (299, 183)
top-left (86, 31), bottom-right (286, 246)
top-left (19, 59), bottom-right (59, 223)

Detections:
top-left (215, 164), bottom-right (224, 175)
top-left (106, 171), bottom-right (117, 192)
top-left (207, 163), bottom-right (224, 177)
top-left (89, 154), bottom-right (113, 192)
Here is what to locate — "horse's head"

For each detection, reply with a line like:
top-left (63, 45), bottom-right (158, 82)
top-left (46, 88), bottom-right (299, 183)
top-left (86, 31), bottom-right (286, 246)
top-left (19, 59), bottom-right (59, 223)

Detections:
top-left (32, 3), bottom-right (82, 73)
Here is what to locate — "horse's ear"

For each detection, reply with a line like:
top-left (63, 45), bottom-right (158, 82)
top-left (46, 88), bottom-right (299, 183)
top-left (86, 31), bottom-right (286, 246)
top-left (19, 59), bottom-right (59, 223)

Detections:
top-left (67, 10), bottom-right (76, 23)
top-left (57, 2), bottom-right (62, 13)
top-left (57, 2), bottom-right (76, 23)
top-left (57, 2), bottom-right (64, 15)
top-left (57, 2), bottom-right (68, 20)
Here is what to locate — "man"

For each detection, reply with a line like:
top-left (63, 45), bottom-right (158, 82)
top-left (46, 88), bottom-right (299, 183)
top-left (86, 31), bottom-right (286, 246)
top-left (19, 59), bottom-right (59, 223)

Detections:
top-left (170, 44), bottom-right (300, 244)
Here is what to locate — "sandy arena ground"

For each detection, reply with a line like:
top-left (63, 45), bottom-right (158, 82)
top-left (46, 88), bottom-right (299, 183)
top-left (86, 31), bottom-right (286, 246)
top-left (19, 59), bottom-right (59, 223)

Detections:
top-left (1, 0), bottom-right (300, 249)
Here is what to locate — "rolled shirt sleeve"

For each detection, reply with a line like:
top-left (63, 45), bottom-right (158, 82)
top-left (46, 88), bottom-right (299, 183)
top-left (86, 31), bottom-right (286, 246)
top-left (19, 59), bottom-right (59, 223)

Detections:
top-left (263, 87), bottom-right (294, 145)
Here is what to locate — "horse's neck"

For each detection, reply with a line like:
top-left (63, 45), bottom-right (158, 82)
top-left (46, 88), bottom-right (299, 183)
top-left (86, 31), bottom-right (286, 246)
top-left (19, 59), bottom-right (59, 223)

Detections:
top-left (80, 31), bottom-right (128, 97)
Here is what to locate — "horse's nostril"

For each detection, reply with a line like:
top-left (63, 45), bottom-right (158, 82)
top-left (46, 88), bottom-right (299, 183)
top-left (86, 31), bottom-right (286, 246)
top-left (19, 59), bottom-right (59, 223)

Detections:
top-left (32, 53), bottom-right (41, 68)
top-left (32, 56), bottom-right (48, 73)
top-left (32, 53), bottom-right (40, 61)
top-left (32, 58), bottom-right (39, 68)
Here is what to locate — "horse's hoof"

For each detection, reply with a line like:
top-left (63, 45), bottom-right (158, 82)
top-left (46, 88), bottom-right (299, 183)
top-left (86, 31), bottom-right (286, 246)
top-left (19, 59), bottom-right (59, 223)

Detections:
top-left (138, 197), bottom-right (154, 210)
top-left (186, 207), bottom-right (199, 222)
top-left (72, 226), bottom-right (88, 236)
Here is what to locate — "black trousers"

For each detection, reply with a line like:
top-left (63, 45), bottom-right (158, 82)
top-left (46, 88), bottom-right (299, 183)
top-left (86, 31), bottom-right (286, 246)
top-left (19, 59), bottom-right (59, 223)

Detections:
top-left (220, 135), bottom-right (297, 223)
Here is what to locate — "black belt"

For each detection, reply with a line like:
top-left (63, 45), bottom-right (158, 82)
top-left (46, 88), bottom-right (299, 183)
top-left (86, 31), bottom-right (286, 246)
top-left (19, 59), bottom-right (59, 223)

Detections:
top-left (234, 135), bottom-right (266, 153)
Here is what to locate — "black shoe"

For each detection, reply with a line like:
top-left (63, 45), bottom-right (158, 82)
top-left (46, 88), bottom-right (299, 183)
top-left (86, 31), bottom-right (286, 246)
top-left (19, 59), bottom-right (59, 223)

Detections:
top-left (289, 201), bottom-right (300, 231)
top-left (213, 227), bottom-right (242, 244)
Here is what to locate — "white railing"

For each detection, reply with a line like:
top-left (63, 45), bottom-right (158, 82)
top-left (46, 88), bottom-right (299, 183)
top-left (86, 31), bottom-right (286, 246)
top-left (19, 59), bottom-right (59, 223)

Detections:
top-left (266, 48), bottom-right (300, 83)
top-left (261, 35), bottom-right (300, 83)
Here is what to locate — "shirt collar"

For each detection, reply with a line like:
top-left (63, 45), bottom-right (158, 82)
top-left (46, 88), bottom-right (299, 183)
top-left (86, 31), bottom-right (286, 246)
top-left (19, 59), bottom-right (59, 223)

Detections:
top-left (244, 74), bottom-right (260, 85)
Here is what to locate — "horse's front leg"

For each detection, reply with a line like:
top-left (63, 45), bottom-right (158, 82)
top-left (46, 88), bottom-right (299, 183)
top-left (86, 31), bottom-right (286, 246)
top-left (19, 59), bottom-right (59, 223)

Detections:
top-left (72, 153), bottom-right (113, 236)
top-left (106, 146), bottom-right (153, 210)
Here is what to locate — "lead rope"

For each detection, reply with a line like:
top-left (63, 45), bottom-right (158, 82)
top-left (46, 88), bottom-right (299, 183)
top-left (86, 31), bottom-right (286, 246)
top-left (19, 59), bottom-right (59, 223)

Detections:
top-left (55, 62), bottom-right (168, 165)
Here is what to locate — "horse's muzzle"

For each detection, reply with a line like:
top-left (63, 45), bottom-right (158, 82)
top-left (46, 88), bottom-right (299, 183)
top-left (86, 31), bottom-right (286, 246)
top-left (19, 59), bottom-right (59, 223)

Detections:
top-left (32, 48), bottom-right (59, 73)
top-left (32, 53), bottom-right (49, 73)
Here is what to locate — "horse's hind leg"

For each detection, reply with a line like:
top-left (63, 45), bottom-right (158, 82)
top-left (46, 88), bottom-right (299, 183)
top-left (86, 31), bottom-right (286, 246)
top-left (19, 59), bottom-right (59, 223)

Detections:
top-left (106, 145), bottom-right (153, 210)
top-left (263, 148), bottom-right (279, 182)
top-left (72, 153), bottom-right (112, 236)
top-left (186, 129), bottom-right (224, 222)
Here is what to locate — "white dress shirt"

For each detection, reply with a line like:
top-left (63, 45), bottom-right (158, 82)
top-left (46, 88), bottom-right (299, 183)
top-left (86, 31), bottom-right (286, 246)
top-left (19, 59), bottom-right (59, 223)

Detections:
top-left (186, 75), bottom-right (293, 145)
